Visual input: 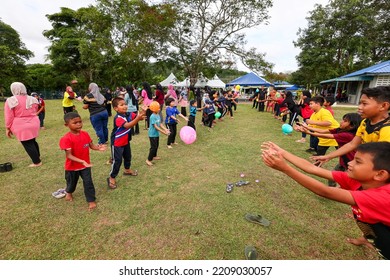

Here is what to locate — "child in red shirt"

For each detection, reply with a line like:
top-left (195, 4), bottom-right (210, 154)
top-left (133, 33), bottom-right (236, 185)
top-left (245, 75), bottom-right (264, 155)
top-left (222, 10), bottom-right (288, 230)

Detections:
top-left (59, 112), bottom-right (106, 210)
top-left (262, 141), bottom-right (390, 259)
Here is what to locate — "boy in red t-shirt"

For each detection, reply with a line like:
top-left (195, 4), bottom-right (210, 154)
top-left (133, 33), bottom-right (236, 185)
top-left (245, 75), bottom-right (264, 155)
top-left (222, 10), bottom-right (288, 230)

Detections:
top-left (262, 141), bottom-right (390, 259)
top-left (59, 112), bottom-right (106, 210)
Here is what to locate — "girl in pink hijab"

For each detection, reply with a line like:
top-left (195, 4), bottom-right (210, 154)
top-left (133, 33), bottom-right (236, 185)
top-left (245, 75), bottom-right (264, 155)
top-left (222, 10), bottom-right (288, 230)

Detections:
top-left (165, 84), bottom-right (178, 107)
top-left (4, 82), bottom-right (42, 167)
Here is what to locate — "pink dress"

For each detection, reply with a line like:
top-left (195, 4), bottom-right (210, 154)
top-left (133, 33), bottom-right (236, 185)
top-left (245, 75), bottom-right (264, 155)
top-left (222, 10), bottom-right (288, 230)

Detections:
top-left (4, 96), bottom-right (40, 141)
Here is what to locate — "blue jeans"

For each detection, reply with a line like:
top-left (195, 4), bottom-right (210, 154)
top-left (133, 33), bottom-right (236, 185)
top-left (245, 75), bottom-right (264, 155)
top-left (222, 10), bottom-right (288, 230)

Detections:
top-left (90, 110), bottom-right (109, 144)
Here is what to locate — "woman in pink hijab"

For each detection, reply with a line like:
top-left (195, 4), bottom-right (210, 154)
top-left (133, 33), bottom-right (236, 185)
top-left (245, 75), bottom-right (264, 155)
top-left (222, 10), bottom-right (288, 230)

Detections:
top-left (4, 82), bottom-right (42, 167)
top-left (164, 84), bottom-right (178, 107)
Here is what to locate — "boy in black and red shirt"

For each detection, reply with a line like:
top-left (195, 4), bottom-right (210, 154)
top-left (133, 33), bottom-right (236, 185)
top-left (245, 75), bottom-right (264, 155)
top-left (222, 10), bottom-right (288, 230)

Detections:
top-left (107, 97), bottom-right (145, 189)
top-left (59, 112), bottom-right (106, 210)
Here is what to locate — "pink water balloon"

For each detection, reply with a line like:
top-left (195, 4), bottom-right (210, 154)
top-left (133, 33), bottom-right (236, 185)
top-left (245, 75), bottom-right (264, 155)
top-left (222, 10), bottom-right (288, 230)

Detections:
top-left (179, 126), bottom-right (197, 145)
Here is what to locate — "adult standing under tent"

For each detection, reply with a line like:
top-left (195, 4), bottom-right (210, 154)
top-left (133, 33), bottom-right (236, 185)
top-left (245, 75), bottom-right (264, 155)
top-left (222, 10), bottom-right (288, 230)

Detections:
top-left (258, 86), bottom-right (267, 112)
top-left (4, 82), bottom-right (42, 167)
top-left (252, 88), bottom-right (259, 109)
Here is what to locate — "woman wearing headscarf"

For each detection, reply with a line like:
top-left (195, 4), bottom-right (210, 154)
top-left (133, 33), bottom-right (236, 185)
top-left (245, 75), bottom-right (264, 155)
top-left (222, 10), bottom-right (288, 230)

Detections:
top-left (62, 86), bottom-right (81, 114)
top-left (83, 83), bottom-right (109, 145)
top-left (164, 84), bottom-right (178, 107)
top-left (140, 82), bottom-right (154, 129)
top-left (4, 82), bottom-right (42, 167)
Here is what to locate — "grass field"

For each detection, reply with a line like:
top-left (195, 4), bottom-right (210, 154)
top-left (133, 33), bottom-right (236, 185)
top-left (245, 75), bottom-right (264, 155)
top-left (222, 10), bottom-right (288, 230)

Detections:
top-left (0, 100), bottom-right (378, 260)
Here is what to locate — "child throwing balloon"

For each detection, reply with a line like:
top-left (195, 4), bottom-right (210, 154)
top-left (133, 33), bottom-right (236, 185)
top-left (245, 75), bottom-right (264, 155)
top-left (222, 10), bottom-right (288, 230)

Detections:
top-left (165, 98), bottom-right (188, 148)
top-left (146, 101), bottom-right (170, 166)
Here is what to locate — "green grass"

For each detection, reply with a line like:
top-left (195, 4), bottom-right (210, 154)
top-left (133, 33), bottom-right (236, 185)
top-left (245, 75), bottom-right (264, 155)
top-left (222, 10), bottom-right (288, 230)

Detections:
top-left (0, 100), bottom-right (378, 260)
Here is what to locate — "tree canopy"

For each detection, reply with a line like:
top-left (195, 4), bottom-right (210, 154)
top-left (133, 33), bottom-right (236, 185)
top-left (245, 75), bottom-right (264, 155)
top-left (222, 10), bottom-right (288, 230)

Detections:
top-left (0, 20), bottom-right (33, 95)
top-left (165, 0), bottom-right (273, 83)
top-left (292, 0), bottom-right (390, 86)
top-left (42, 0), bottom-right (273, 88)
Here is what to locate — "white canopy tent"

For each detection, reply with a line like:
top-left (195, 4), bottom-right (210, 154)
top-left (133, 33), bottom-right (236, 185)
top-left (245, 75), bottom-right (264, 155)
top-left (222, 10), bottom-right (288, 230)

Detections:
top-left (160, 73), bottom-right (225, 89)
top-left (160, 73), bottom-right (179, 87)
top-left (207, 74), bottom-right (225, 88)
top-left (175, 77), bottom-right (191, 87)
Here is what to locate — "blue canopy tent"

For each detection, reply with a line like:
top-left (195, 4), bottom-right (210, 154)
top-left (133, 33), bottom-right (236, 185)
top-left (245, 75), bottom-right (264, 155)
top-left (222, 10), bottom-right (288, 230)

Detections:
top-left (285, 85), bottom-right (300, 91)
top-left (273, 80), bottom-right (292, 89)
top-left (226, 72), bottom-right (272, 87)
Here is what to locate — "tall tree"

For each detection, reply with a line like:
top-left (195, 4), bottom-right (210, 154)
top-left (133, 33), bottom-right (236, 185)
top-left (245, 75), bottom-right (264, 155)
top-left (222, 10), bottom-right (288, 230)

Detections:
top-left (165, 0), bottom-right (273, 84)
top-left (293, 0), bottom-right (390, 86)
top-left (95, 0), bottom-right (177, 84)
top-left (0, 20), bottom-right (33, 95)
top-left (44, 7), bottom-right (113, 86)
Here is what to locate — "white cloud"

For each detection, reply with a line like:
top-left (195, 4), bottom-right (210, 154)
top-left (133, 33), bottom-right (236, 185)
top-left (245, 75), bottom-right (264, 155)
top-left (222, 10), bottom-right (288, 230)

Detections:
top-left (0, 0), bottom-right (329, 72)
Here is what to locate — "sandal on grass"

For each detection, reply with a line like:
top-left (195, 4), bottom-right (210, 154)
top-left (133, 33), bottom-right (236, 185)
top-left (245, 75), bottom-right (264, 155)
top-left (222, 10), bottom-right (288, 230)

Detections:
top-left (244, 213), bottom-right (270, 227)
top-left (226, 183), bottom-right (234, 193)
top-left (235, 180), bottom-right (250, 187)
top-left (123, 169), bottom-right (138, 176)
top-left (52, 188), bottom-right (66, 199)
top-left (244, 245), bottom-right (258, 260)
top-left (107, 178), bottom-right (117, 189)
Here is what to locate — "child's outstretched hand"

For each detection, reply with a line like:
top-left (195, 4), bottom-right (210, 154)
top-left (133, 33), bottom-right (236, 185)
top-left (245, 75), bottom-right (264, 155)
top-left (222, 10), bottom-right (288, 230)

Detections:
top-left (261, 141), bottom-right (284, 154)
top-left (138, 109), bottom-right (147, 120)
top-left (98, 145), bottom-right (107, 152)
top-left (261, 148), bottom-right (287, 171)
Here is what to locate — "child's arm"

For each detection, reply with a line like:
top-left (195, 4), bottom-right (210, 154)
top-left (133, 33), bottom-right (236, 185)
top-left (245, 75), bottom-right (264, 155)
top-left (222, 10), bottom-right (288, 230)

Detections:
top-left (89, 142), bottom-right (107, 151)
top-left (123, 110), bottom-right (146, 129)
top-left (305, 119), bottom-right (331, 127)
top-left (261, 146), bottom-right (355, 205)
top-left (178, 113), bottom-right (188, 122)
top-left (261, 141), bottom-right (333, 180)
top-left (298, 127), bottom-right (335, 139)
top-left (36, 103), bottom-right (44, 115)
top-left (297, 122), bottom-right (331, 134)
top-left (311, 135), bottom-right (362, 163)
top-left (64, 150), bottom-right (93, 168)
top-left (154, 123), bottom-right (170, 135)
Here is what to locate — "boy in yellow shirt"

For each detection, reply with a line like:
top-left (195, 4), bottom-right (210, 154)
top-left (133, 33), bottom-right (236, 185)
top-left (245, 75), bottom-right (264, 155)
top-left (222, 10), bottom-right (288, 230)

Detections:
top-left (313, 86), bottom-right (390, 165)
top-left (305, 96), bottom-right (339, 156)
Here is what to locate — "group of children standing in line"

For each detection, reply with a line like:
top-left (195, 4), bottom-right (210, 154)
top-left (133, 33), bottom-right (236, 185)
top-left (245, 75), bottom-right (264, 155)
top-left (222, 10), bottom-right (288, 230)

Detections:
top-left (260, 86), bottom-right (390, 259)
top-left (59, 84), bottom-right (240, 210)
top-left (58, 81), bottom-right (390, 259)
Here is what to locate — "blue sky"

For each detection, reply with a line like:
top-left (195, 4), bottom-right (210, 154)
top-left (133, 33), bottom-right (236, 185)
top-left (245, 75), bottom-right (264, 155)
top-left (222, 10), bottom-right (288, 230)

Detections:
top-left (1, 0), bottom-right (329, 73)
